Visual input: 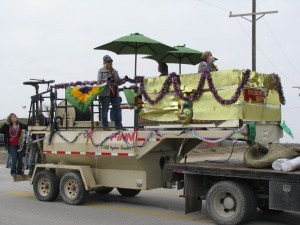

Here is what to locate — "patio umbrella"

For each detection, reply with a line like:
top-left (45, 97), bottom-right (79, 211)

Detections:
top-left (143, 45), bottom-right (203, 74)
top-left (94, 33), bottom-right (175, 77)
top-left (94, 33), bottom-right (175, 128)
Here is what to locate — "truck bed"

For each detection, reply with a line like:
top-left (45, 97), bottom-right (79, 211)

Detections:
top-left (165, 159), bottom-right (300, 182)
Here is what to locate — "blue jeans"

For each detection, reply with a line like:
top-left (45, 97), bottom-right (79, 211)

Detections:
top-left (110, 108), bottom-right (123, 126)
top-left (29, 143), bottom-right (41, 173)
top-left (6, 150), bottom-right (11, 168)
top-left (8, 145), bottom-right (23, 175)
top-left (100, 96), bottom-right (122, 128)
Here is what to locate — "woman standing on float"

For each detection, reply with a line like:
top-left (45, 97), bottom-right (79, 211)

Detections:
top-left (97, 55), bottom-right (122, 131)
top-left (0, 113), bottom-right (27, 178)
top-left (198, 51), bottom-right (218, 73)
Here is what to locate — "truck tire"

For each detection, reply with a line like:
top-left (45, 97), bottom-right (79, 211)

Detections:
top-left (60, 171), bottom-right (88, 205)
top-left (117, 188), bottom-right (141, 197)
top-left (33, 170), bottom-right (59, 202)
top-left (206, 180), bottom-right (252, 225)
top-left (244, 184), bottom-right (257, 217)
top-left (95, 188), bottom-right (114, 194)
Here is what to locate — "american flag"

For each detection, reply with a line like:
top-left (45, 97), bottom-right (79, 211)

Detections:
top-left (22, 106), bottom-right (26, 109)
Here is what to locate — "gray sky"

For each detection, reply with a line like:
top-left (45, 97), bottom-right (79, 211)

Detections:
top-left (0, 0), bottom-right (299, 143)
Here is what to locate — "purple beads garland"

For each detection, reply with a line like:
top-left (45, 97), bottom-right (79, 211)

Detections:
top-left (53, 69), bottom-right (285, 106)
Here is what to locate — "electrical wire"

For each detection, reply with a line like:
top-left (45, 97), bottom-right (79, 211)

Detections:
top-left (204, 139), bottom-right (238, 163)
top-left (197, 0), bottom-right (230, 12)
top-left (257, 4), bottom-right (300, 78)
top-left (197, 0), bottom-right (297, 85)
top-left (232, 12), bottom-right (295, 84)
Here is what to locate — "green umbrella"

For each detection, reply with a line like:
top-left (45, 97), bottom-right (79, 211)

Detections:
top-left (143, 45), bottom-right (203, 74)
top-left (95, 33), bottom-right (174, 128)
top-left (94, 33), bottom-right (175, 77)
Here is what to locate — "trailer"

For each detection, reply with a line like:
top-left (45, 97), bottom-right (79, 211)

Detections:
top-left (17, 68), bottom-right (291, 225)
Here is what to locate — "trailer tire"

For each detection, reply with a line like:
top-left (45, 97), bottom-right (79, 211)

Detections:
top-left (60, 171), bottom-right (88, 205)
top-left (117, 188), bottom-right (141, 197)
top-left (95, 188), bottom-right (114, 195)
top-left (33, 170), bottom-right (59, 202)
top-left (206, 180), bottom-right (252, 225)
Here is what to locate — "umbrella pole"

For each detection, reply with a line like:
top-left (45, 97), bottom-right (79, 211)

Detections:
top-left (134, 52), bottom-right (139, 130)
top-left (134, 50), bottom-right (137, 77)
top-left (179, 58), bottom-right (181, 74)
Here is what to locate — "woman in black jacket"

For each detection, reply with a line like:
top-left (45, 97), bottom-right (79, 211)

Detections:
top-left (0, 113), bottom-right (27, 178)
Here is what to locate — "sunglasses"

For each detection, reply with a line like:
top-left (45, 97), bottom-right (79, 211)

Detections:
top-left (106, 60), bottom-right (113, 63)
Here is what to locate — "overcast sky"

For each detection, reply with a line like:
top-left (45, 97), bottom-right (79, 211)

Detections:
top-left (0, 0), bottom-right (299, 143)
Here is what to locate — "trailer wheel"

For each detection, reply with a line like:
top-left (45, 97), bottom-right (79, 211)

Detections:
top-left (33, 170), bottom-right (59, 202)
top-left (117, 188), bottom-right (141, 197)
top-left (206, 180), bottom-right (252, 225)
top-left (60, 171), bottom-right (88, 205)
top-left (95, 188), bottom-right (114, 195)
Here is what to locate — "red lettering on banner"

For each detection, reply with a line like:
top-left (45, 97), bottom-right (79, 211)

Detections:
top-left (110, 135), bottom-right (115, 141)
top-left (243, 88), bottom-right (265, 103)
top-left (109, 132), bottom-right (136, 143)
top-left (117, 134), bottom-right (122, 141)
top-left (125, 132), bottom-right (136, 142)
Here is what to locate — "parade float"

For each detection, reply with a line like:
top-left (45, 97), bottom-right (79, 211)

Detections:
top-left (17, 68), bottom-right (295, 225)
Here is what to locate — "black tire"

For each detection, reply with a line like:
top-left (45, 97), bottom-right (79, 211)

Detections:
top-left (95, 188), bottom-right (114, 195)
top-left (60, 171), bottom-right (88, 205)
top-left (244, 184), bottom-right (257, 217)
top-left (206, 180), bottom-right (252, 225)
top-left (117, 188), bottom-right (141, 197)
top-left (33, 170), bottom-right (59, 202)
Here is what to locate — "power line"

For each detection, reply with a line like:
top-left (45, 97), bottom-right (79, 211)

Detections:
top-left (257, 5), bottom-right (300, 79)
top-left (234, 18), bottom-right (252, 39)
top-left (256, 45), bottom-right (294, 84)
top-left (233, 18), bottom-right (295, 84)
top-left (197, 0), bottom-right (230, 12)
top-left (198, 0), bottom-right (296, 85)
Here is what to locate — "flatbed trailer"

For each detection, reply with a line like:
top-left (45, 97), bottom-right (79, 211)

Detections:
top-left (164, 158), bottom-right (300, 225)
top-left (16, 69), bottom-right (291, 225)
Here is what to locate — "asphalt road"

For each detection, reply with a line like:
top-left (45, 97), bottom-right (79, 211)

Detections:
top-left (0, 164), bottom-right (300, 225)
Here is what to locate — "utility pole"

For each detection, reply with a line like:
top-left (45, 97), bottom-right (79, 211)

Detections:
top-left (229, 0), bottom-right (278, 72)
